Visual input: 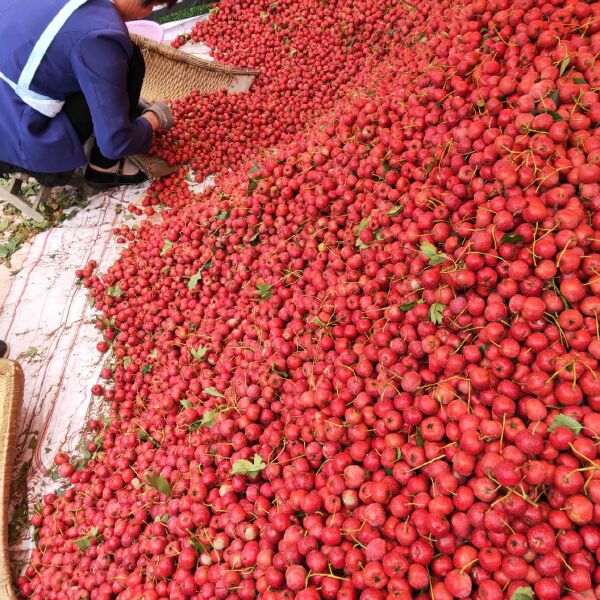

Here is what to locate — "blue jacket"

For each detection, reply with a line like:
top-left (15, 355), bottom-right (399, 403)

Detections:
top-left (0, 0), bottom-right (153, 173)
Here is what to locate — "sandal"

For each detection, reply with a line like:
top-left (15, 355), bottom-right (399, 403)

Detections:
top-left (84, 158), bottom-right (148, 189)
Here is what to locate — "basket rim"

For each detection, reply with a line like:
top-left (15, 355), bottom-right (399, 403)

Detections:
top-left (130, 33), bottom-right (259, 77)
top-left (0, 359), bottom-right (23, 600)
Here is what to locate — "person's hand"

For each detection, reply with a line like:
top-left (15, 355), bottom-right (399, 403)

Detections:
top-left (143, 102), bottom-right (174, 130)
top-left (137, 96), bottom-right (152, 113)
top-left (142, 111), bottom-right (160, 131)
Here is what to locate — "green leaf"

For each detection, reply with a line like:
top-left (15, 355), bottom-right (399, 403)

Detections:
top-left (399, 302), bottom-right (416, 312)
top-left (82, 448), bottom-right (92, 460)
top-left (354, 216), bottom-right (371, 237)
top-left (573, 77), bottom-right (586, 84)
top-left (388, 205), bottom-right (403, 216)
top-left (215, 210), bottom-right (230, 220)
top-left (479, 344), bottom-right (490, 359)
top-left (181, 399), bottom-right (192, 409)
top-left (75, 537), bottom-right (91, 551)
top-left (208, 6), bottom-right (219, 14)
top-left (420, 241), bottom-right (447, 266)
top-left (556, 289), bottom-right (572, 310)
top-left (138, 427), bottom-right (159, 447)
top-left (188, 271), bottom-right (203, 290)
top-left (415, 427), bottom-right (424, 447)
top-left (74, 528), bottom-right (101, 550)
top-left (190, 345), bottom-right (208, 361)
top-left (428, 302), bottom-right (445, 325)
top-left (231, 454), bottom-right (266, 478)
top-left (190, 537), bottom-right (208, 553)
top-left (149, 348), bottom-right (158, 359)
top-left (559, 56), bottom-right (570, 77)
top-left (160, 239), bottom-right (173, 257)
top-left (256, 283), bottom-right (272, 300)
top-left (548, 414), bottom-right (582, 435)
top-left (106, 285), bottom-right (124, 297)
top-left (549, 89), bottom-right (559, 106)
top-left (231, 459), bottom-right (255, 475)
top-left (500, 233), bottom-right (524, 245)
top-left (203, 387), bottom-right (225, 398)
top-left (312, 316), bottom-right (327, 327)
top-left (0, 238), bottom-right (20, 259)
top-left (141, 364), bottom-right (152, 375)
top-left (145, 471), bottom-right (172, 497)
top-left (202, 409), bottom-right (217, 428)
top-left (545, 110), bottom-right (563, 122)
top-left (510, 587), bottom-right (534, 600)
top-left (260, 11), bottom-right (269, 18)
top-left (188, 260), bottom-right (213, 290)
top-left (191, 409), bottom-right (217, 430)
top-left (247, 177), bottom-right (261, 196)
top-left (154, 513), bottom-right (169, 523)
top-left (25, 346), bottom-right (38, 358)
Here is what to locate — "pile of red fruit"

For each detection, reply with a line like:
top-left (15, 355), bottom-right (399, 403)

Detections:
top-left (151, 0), bottom-right (416, 180)
top-left (17, 0), bottom-right (600, 598)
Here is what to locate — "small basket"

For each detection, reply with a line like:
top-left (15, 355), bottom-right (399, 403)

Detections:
top-left (130, 33), bottom-right (258, 101)
top-left (0, 359), bottom-right (24, 600)
top-left (129, 154), bottom-right (180, 179)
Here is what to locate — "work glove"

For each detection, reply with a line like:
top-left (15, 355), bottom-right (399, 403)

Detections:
top-left (143, 101), bottom-right (174, 130)
top-left (137, 96), bottom-right (152, 113)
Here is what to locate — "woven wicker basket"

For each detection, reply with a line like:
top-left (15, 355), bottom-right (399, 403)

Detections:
top-left (0, 360), bottom-right (24, 600)
top-left (131, 33), bottom-right (258, 101)
top-left (129, 34), bottom-right (258, 178)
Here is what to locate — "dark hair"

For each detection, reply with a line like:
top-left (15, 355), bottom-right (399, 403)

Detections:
top-left (141, 0), bottom-right (178, 8)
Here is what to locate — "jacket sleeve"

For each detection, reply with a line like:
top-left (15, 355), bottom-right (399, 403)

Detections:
top-left (71, 30), bottom-right (153, 160)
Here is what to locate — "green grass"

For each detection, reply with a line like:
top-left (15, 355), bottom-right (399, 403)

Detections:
top-left (155, 3), bottom-right (213, 24)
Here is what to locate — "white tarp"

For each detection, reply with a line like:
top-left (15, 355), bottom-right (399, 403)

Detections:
top-left (1, 185), bottom-right (148, 561)
top-left (161, 14), bottom-right (214, 60)
top-left (2, 176), bottom-right (213, 563)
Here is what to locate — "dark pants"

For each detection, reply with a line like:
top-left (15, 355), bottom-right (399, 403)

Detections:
top-left (0, 44), bottom-right (145, 187)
